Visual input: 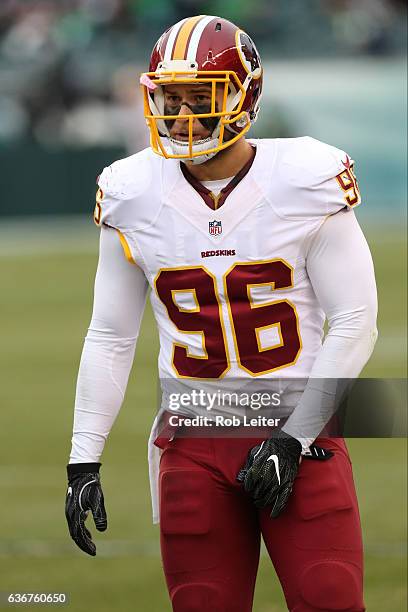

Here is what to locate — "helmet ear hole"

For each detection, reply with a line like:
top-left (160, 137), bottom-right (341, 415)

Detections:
top-left (226, 83), bottom-right (239, 112)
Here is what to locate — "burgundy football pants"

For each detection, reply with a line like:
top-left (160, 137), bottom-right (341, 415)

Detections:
top-left (157, 435), bottom-right (365, 612)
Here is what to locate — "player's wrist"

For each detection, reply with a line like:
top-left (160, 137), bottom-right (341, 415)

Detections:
top-left (272, 430), bottom-right (302, 453)
top-left (280, 428), bottom-right (314, 454)
top-left (66, 462), bottom-right (101, 478)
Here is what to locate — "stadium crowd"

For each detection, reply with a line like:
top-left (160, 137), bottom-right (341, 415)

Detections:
top-left (0, 0), bottom-right (405, 148)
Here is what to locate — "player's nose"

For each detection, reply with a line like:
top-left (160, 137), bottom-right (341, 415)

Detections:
top-left (172, 103), bottom-right (194, 132)
top-left (177, 102), bottom-right (193, 119)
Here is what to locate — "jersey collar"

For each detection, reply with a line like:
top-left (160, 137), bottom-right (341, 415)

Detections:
top-left (179, 145), bottom-right (257, 210)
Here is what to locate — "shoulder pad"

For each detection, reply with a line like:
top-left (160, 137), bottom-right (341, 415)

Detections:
top-left (98, 147), bottom-right (158, 200)
top-left (94, 148), bottom-right (163, 231)
top-left (262, 137), bottom-right (361, 218)
top-left (280, 137), bottom-right (349, 186)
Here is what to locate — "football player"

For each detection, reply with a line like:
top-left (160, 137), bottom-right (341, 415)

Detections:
top-left (65, 15), bottom-right (377, 612)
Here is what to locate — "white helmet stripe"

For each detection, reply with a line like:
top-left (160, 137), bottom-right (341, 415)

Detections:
top-left (186, 15), bottom-right (217, 61)
top-left (164, 18), bottom-right (189, 62)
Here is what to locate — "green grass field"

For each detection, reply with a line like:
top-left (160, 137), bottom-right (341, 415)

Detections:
top-left (0, 220), bottom-right (406, 611)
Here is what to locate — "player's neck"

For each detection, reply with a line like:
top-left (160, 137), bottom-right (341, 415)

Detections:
top-left (184, 138), bottom-right (254, 181)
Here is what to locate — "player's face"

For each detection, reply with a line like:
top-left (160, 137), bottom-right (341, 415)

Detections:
top-left (163, 83), bottom-right (224, 141)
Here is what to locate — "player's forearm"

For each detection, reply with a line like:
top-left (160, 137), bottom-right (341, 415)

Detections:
top-left (70, 330), bottom-right (137, 462)
top-left (309, 209), bottom-right (379, 380)
top-left (282, 327), bottom-right (377, 448)
top-left (283, 209), bottom-right (378, 447)
top-left (69, 225), bottom-right (149, 463)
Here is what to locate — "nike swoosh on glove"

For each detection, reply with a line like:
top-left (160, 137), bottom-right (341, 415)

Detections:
top-left (65, 463), bottom-right (107, 556)
top-left (237, 432), bottom-right (302, 518)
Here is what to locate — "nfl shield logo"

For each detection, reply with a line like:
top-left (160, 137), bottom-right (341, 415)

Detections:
top-left (209, 220), bottom-right (222, 236)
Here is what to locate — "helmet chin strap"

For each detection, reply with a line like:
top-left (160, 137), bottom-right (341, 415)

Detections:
top-left (169, 135), bottom-right (221, 165)
top-left (170, 108), bottom-right (241, 165)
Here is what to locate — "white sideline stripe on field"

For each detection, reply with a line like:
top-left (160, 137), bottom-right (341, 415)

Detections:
top-left (0, 215), bottom-right (98, 257)
top-left (0, 540), bottom-right (405, 559)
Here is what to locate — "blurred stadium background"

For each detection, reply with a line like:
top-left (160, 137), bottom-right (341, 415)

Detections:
top-left (0, 1), bottom-right (406, 611)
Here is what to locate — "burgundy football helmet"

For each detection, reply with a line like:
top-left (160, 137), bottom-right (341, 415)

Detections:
top-left (140, 15), bottom-right (263, 164)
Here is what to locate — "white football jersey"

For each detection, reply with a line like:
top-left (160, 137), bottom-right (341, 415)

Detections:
top-left (95, 137), bottom-right (361, 388)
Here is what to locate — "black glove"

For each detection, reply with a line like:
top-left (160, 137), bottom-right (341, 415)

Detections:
top-left (237, 432), bottom-right (302, 518)
top-left (65, 463), bottom-right (107, 556)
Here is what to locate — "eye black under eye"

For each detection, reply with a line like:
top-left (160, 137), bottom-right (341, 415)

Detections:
top-left (164, 104), bottom-right (181, 116)
top-left (191, 103), bottom-right (211, 114)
